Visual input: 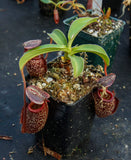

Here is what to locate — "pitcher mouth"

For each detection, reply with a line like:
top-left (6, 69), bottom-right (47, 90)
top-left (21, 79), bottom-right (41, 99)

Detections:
top-left (98, 89), bottom-right (114, 102)
top-left (28, 102), bottom-right (45, 113)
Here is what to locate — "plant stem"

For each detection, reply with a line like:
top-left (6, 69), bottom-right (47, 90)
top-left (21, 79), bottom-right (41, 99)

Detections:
top-left (21, 69), bottom-right (27, 106)
top-left (104, 63), bottom-right (107, 76)
top-left (58, 1), bottom-right (73, 11)
top-left (50, 0), bottom-right (57, 6)
top-left (44, 38), bottom-right (53, 60)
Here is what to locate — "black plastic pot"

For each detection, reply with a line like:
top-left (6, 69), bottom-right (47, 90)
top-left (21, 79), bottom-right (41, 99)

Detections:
top-left (36, 93), bottom-right (95, 158)
top-left (34, 57), bottom-right (96, 158)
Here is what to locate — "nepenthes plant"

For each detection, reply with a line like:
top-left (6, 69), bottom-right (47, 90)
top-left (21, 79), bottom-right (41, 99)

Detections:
top-left (19, 16), bottom-right (120, 136)
top-left (18, 16), bottom-right (120, 159)
top-left (40, 0), bottom-right (86, 24)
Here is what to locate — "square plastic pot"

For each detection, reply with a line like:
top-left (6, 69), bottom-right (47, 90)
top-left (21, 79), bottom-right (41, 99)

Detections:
top-left (63, 14), bottom-right (125, 71)
top-left (36, 93), bottom-right (95, 158)
top-left (34, 57), bottom-right (95, 158)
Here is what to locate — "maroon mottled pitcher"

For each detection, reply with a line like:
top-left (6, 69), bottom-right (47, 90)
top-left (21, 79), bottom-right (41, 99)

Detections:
top-left (23, 39), bottom-right (47, 77)
top-left (93, 89), bottom-right (119, 118)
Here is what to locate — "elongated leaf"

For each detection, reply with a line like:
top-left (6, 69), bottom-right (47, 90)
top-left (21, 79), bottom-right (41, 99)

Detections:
top-left (48, 29), bottom-right (67, 46)
top-left (74, 3), bottom-right (86, 11)
top-left (68, 17), bottom-right (97, 47)
top-left (56, 1), bottom-right (73, 10)
top-left (56, 1), bottom-right (68, 6)
top-left (40, 0), bottom-right (52, 4)
top-left (71, 44), bottom-right (110, 66)
top-left (19, 44), bottom-right (67, 70)
top-left (68, 55), bottom-right (84, 78)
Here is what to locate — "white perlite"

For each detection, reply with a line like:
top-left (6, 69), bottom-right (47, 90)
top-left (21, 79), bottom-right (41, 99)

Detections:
top-left (46, 77), bottom-right (53, 83)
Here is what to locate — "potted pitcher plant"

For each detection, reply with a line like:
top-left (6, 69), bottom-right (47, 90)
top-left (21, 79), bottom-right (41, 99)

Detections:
top-left (19, 16), bottom-right (119, 159)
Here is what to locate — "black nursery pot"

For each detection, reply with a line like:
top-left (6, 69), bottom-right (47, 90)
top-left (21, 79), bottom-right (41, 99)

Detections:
top-left (26, 56), bottom-right (96, 158)
top-left (36, 90), bottom-right (95, 157)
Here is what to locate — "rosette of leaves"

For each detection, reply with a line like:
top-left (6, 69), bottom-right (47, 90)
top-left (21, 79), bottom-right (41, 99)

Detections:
top-left (19, 16), bottom-right (110, 115)
top-left (19, 16), bottom-right (110, 79)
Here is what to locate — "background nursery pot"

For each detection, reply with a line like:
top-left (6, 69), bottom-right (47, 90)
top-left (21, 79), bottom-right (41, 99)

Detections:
top-left (63, 12), bottom-right (125, 71)
top-left (39, 0), bottom-right (87, 24)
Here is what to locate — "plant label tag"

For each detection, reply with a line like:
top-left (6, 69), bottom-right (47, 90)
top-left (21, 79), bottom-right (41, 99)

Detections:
top-left (92, 0), bottom-right (103, 15)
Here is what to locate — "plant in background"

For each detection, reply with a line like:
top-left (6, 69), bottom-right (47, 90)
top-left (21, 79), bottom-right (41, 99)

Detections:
top-left (77, 7), bottom-right (112, 37)
top-left (119, 0), bottom-right (131, 18)
top-left (40, 0), bottom-right (86, 24)
top-left (74, 0), bottom-right (114, 38)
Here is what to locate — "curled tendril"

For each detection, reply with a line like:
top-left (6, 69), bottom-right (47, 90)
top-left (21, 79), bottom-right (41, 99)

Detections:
top-left (119, 5), bottom-right (127, 18)
top-left (119, 0), bottom-right (131, 18)
top-left (57, 0), bottom-right (86, 13)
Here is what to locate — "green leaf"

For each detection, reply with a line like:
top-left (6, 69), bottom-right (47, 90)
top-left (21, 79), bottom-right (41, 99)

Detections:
top-left (68, 17), bottom-right (97, 48)
top-left (19, 44), bottom-right (67, 70)
top-left (71, 44), bottom-right (110, 66)
top-left (74, 3), bottom-right (86, 11)
top-left (68, 55), bottom-right (84, 78)
top-left (48, 29), bottom-right (67, 46)
top-left (56, 1), bottom-right (68, 6)
top-left (40, 0), bottom-right (52, 4)
top-left (56, 1), bottom-right (73, 10)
